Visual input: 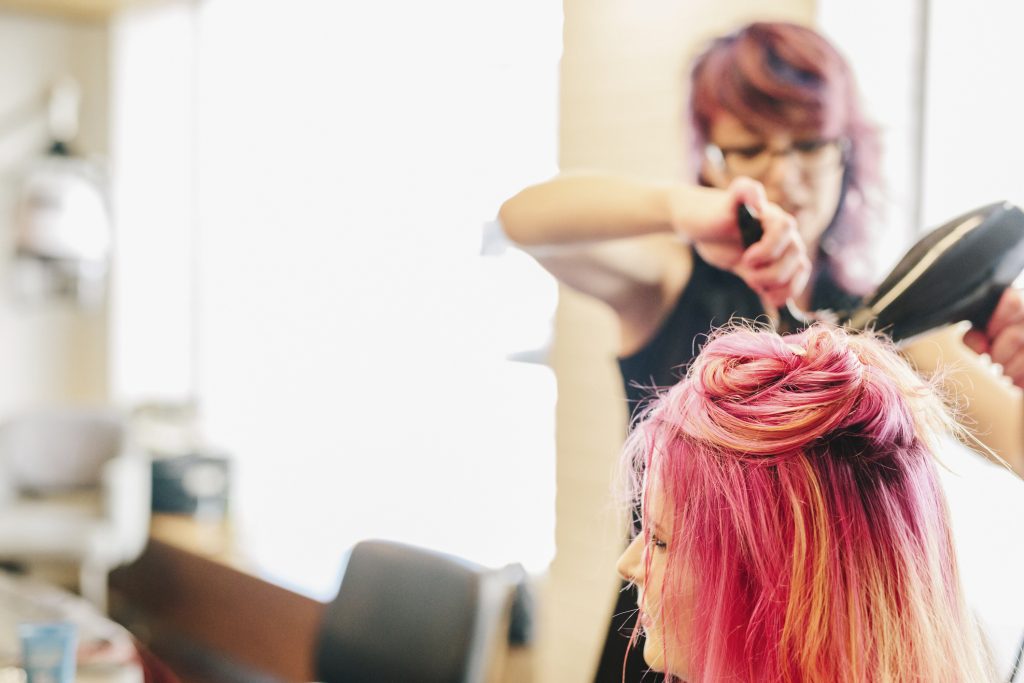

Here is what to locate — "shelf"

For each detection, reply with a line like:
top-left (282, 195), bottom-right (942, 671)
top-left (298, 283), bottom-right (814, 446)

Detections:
top-left (0, 0), bottom-right (159, 22)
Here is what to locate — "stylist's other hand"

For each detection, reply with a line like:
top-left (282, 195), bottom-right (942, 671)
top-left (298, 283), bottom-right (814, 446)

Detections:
top-left (963, 287), bottom-right (1024, 389)
top-left (683, 177), bottom-right (811, 309)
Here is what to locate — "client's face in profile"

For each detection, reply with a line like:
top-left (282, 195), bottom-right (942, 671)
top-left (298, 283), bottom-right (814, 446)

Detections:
top-left (616, 483), bottom-right (692, 679)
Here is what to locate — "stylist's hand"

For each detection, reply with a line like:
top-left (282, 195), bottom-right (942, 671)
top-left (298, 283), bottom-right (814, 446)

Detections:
top-left (683, 177), bottom-right (811, 309)
top-left (963, 287), bottom-right (1024, 389)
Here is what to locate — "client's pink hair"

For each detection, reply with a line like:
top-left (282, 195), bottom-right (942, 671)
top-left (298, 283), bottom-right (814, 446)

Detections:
top-left (623, 323), bottom-right (994, 682)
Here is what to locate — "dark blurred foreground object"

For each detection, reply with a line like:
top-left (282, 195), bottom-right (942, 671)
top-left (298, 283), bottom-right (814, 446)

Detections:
top-left (314, 539), bottom-right (531, 683)
top-left (739, 201), bottom-right (1024, 341)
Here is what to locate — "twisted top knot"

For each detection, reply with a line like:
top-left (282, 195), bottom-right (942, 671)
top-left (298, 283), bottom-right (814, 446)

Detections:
top-left (659, 324), bottom-right (925, 460)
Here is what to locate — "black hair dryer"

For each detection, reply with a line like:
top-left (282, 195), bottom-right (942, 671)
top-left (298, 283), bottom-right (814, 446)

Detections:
top-left (840, 201), bottom-right (1024, 342)
top-left (738, 201), bottom-right (1024, 342)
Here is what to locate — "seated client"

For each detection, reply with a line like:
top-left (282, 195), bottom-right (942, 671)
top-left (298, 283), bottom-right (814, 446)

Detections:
top-left (617, 324), bottom-right (995, 682)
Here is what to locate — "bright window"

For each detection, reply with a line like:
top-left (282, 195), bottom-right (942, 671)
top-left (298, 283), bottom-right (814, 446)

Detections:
top-left (113, 0), bottom-right (561, 599)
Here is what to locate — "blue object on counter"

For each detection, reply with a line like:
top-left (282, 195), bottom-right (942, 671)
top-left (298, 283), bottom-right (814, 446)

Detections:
top-left (17, 621), bottom-right (77, 683)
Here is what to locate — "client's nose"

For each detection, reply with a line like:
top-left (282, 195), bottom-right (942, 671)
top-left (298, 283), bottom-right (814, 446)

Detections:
top-left (617, 534), bottom-right (644, 584)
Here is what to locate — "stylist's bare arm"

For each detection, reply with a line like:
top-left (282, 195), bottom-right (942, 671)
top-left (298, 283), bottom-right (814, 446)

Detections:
top-left (499, 173), bottom-right (810, 306)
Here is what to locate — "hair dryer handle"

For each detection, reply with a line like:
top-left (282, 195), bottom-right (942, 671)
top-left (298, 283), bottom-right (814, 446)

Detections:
top-left (737, 203), bottom-right (763, 248)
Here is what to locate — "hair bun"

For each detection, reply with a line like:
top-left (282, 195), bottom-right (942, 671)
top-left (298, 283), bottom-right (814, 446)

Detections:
top-left (682, 325), bottom-right (867, 458)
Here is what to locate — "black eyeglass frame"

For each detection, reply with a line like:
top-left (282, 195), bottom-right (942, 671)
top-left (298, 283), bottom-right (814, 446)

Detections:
top-left (704, 137), bottom-right (851, 179)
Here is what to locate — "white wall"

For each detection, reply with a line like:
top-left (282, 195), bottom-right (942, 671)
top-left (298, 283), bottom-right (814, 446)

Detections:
top-left (920, 0), bottom-right (1024, 225)
top-left (817, 0), bottom-right (923, 269)
top-left (0, 12), bottom-right (109, 415)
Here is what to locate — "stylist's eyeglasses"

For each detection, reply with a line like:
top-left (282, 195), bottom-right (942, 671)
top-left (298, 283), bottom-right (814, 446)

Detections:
top-left (705, 138), bottom-right (847, 180)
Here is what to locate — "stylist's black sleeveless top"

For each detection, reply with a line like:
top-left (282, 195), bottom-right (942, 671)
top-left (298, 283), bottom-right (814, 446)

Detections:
top-left (617, 247), bottom-right (860, 417)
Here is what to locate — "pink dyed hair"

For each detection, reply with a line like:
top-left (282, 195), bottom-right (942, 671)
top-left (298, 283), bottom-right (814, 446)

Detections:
top-left (622, 324), bottom-right (994, 682)
top-left (688, 22), bottom-right (882, 294)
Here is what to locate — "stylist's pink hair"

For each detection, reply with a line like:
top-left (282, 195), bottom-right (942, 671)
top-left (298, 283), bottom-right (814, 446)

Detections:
top-left (689, 22), bottom-right (882, 294)
top-left (622, 324), bottom-right (994, 682)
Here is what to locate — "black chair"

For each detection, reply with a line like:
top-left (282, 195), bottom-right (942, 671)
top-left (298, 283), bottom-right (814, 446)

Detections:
top-left (314, 539), bottom-right (528, 683)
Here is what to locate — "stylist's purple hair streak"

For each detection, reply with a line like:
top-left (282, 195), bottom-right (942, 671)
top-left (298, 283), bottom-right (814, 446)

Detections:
top-left (622, 324), bottom-right (994, 682)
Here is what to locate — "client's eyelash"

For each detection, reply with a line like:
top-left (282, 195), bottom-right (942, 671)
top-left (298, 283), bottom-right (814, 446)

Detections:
top-left (649, 533), bottom-right (667, 550)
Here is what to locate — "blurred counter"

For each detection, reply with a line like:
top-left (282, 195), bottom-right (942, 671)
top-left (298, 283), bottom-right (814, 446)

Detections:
top-left (0, 570), bottom-right (143, 683)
